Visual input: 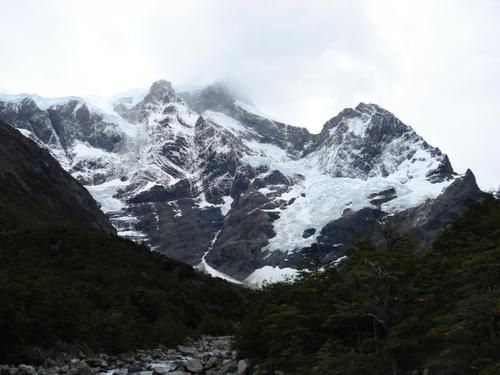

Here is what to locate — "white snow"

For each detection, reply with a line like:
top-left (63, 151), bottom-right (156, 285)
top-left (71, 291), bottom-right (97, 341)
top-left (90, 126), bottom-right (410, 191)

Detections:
top-left (203, 110), bottom-right (246, 134)
top-left (235, 99), bottom-right (280, 121)
top-left (0, 92), bottom-right (80, 110)
top-left (345, 115), bottom-right (370, 137)
top-left (220, 195), bottom-right (233, 216)
top-left (244, 266), bottom-right (299, 288)
top-left (196, 194), bottom-right (233, 216)
top-left (197, 193), bottom-right (215, 209)
top-left (263, 173), bottom-right (372, 252)
top-left (241, 144), bottom-right (454, 253)
top-left (117, 230), bottom-right (148, 239)
top-left (2, 86), bottom-right (460, 281)
top-left (0, 91), bottom-right (139, 138)
top-left (165, 102), bottom-right (199, 129)
top-left (133, 180), bottom-right (160, 195)
top-left (242, 140), bottom-right (290, 165)
top-left (258, 187), bottom-right (274, 196)
top-left (107, 87), bottom-right (148, 108)
top-left (101, 112), bottom-right (138, 137)
top-left (72, 142), bottom-right (114, 162)
top-left (86, 178), bottom-right (127, 213)
top-left (195, 229), bottom-right (243, 285)
top-left (333, 256), bottom-right (348, 266)
top-left (196, 257), bottom-right (243, 285)
top-left (84, 99), bottom-right (139, 137)
top-left (86, 88), bottom-right (147, 126)
top-left (263, 169), bottom-right (451, 253)
top-left (17, 128), bottom-right (33, 138)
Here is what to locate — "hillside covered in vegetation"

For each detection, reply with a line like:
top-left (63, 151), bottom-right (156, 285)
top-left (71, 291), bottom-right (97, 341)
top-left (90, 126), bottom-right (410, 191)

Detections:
top-left (235, 197), bottom-right (500, 374)
top-left (0, 227), bottom-right (248, 362)
top-left (0, 123), bottom-right (248, 364)
top-left (0, 226), bottom-right (248, 363)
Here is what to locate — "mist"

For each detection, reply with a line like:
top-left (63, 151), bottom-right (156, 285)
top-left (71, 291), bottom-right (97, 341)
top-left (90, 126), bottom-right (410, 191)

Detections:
top-left (0, 0), bottom-right (499, 190)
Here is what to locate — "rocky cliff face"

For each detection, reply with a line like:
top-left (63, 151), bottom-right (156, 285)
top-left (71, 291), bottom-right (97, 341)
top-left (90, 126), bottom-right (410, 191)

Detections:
top-left (311, 103), bottom-right (454, 181)
top-left (0, 81), bottom-right (483, 284)
top-left (0, 120), bottom-right (115, 233)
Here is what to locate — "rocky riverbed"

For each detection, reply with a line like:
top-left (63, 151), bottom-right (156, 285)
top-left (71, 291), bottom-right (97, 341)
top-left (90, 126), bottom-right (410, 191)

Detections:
top-left (0, 336), bottom-right (256, 375)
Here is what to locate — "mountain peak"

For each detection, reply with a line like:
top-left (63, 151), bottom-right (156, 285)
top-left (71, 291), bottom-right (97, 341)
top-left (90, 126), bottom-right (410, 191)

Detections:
top-left (145, 79), bottom-right (176, 104)
top-left (112, 80), bottom-right (178, 123)
top-left (355, 102), bottom-right (377, 114)
top-left (179, 83), bottom-right (236, 115)
top-left (0, 84), bottom-right (480, 285)
top-left (150, 79), bottom-right (174, 91)
top-left (311, 102), bottom-right (454, 181)
top-left (355, 102), bottom-right (383, 115)
top-left (321, 102), bottom-right (411, 139)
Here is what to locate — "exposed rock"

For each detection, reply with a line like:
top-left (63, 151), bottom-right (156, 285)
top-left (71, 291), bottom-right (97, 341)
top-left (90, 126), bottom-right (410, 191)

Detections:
top-left (177, 346), bottom-right (199, 356)
top-left (66, 361), bottom-right (92, 375)
top-left (316, 207), bottom-right (385, 254)
top-left (205, 357), bottom-right (221, 369)
top-left (311, 103), bottom-right (454, 181)
top-left (302, 228), bottom-right (316, 238)
top-left (0, 336), bottom-right (250, 375)
top-left (152, 367), bottom-right (171, 375)
top-left (391, 169), bottom-right (485, 245)
top-left (206, 187), bottom-right (277, 279)
top-left (217, 359), bottom-right (238, 375)
top-left (86, 358), bottom-right (107, 368)
top-left (184, 358), bottom-right (203, 373)
top-left (16, 365), bottom-right (36, 375)
top-left (0, 121), bottom-right (115, 233)
top-left (367, 187), bottom-right (397, 206)
top-left (237, 359), bottom-right (250, 374)
top-left (0, 83), bottom-right (484, 284)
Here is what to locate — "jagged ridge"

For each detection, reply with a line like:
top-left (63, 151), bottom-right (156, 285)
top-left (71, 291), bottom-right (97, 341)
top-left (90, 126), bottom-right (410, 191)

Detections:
top-left (0, 81), bottom-right (483, 284)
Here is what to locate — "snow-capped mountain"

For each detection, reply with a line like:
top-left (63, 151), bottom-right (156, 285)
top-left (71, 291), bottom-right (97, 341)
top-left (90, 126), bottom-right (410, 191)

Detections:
top-left (0, 80), bottom-right (483, 285)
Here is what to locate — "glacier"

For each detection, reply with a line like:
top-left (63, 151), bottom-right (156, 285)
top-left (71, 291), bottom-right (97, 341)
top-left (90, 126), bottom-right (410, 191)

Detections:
top-left (0, 80), bottom-right (482, 286)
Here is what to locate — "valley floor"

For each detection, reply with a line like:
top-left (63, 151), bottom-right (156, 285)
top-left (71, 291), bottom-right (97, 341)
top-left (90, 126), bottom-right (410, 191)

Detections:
top-left (0, 336), bottom-right (253, 375)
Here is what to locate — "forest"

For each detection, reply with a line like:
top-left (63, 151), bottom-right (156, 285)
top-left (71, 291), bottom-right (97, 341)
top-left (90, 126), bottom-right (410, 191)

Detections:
top-left (0, 226), bottom-right (248, 363)
top-left (1, 190), bottom-right (499, 374)
top-left (234, 196), bottom-right (500, 374)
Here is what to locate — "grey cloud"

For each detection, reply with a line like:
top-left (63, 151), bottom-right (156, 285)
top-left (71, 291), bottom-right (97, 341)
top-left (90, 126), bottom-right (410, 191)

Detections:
top-left (0, 0), bottom-right (498, 190)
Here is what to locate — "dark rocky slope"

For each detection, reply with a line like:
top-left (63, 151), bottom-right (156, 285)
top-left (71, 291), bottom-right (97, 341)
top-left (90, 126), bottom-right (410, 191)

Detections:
top-left (0, 120), bottom-right (114, 233)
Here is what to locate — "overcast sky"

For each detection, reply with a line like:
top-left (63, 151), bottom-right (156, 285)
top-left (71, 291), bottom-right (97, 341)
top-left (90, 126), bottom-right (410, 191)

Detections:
top-left (0, 0), bottom-right (499, 190)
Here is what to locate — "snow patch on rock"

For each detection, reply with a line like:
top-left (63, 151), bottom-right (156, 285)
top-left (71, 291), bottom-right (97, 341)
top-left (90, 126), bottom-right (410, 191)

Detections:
top-left (86, 178), bottom-right (127, 213)
top-left (244, 266), bottom-right (299, 288)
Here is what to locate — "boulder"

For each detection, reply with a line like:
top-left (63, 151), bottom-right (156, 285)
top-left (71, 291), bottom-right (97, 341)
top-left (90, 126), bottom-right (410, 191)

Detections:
top-left (302, 228), bottom-right (316, 238)
top-left (205, 356), bottom-right (221, 369)
top-left (217, 359), bottom-right (237, 375)
top-left (16, 365), bottom-right (36, 375)
top-left (67, 361), bottom-right (93, 375)
top-left (237, 359), bottom-right (250, 375)
top-left (184, 358), bottom-right (203, 373)
top-left (85, 358), bottom-right (108, 368)
top-left (152, 367), bottom-right (171, 375)
top-left (177, 345), bottom-right (198, 356)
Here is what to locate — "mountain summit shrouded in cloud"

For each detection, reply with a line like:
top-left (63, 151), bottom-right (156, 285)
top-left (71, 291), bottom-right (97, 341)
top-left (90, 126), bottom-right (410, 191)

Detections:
top-left (0, 80), bottom-right (485, 286)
